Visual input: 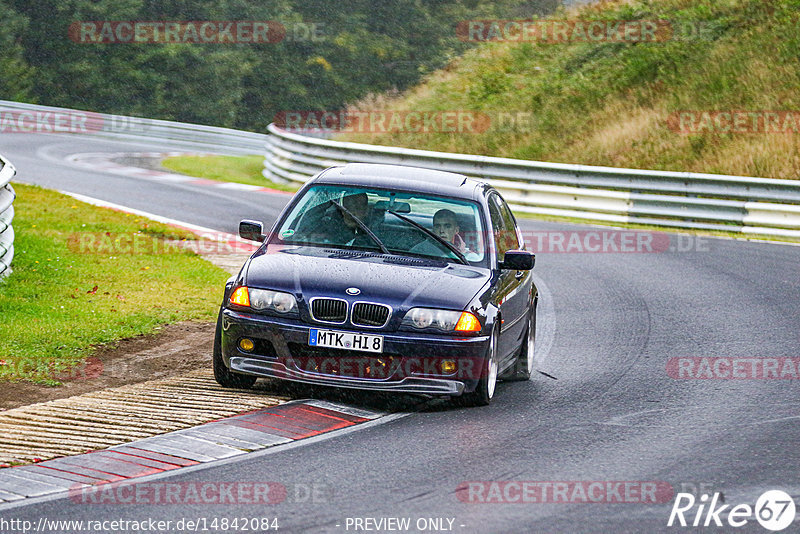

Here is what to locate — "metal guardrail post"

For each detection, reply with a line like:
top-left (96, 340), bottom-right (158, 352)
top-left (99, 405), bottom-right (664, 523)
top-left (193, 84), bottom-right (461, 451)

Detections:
top-left (0, 154), bottom-right (17, 277)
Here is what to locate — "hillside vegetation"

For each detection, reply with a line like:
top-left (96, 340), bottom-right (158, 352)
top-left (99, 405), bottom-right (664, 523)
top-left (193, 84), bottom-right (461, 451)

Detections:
top-left (340, 0), bottom-right (800, 179)
top-left (0, 0), bottom-right (558, 132)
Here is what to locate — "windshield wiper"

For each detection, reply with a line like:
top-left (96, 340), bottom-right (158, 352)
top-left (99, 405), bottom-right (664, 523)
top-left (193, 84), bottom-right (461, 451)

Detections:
top-left (386, 210), bottom-right (469, 265)
top-left (330, 200), bottom-right (390, 255)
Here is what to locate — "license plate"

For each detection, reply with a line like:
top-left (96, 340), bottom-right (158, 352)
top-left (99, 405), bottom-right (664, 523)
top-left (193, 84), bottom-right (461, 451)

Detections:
top-left (308, 328), bottom-right (384, 353)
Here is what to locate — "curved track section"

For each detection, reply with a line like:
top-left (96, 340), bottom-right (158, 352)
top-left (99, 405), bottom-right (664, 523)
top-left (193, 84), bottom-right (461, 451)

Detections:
top-left (2, 132), bottom-right (799, 532)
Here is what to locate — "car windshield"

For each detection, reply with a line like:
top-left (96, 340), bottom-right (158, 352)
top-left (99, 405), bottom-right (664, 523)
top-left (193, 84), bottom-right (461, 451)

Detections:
top-left (272, 184), bottom-right (487, 265)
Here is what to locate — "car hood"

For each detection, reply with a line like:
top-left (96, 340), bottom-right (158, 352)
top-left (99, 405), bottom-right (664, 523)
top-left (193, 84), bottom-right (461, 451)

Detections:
top-left (245, 245), bottom-right (490, 310)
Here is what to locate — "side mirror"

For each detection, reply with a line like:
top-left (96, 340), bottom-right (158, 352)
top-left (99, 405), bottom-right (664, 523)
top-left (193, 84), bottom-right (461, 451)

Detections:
top-left (239, 219), bottom-right (266, 242)
top-left (500, 250), bottom-right (535, 270)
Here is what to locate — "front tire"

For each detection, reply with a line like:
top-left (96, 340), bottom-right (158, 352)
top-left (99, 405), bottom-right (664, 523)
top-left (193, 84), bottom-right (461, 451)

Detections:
top-left (213, 312), bottom-right (257, 389)
top-left (503, 300), bottom-right (536, 382)
top-left (454, 327), bottom-right (498, 407)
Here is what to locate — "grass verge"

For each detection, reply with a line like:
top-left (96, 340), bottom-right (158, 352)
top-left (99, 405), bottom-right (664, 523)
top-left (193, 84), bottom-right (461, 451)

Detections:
top-left (161, 154), bottom-right (298, 192)
top-left (0, 183), bottom-right (230, 384)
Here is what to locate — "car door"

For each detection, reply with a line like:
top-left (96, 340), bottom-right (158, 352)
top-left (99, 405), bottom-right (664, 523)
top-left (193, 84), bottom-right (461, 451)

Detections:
top-left (487, 192), bottom-right (529, 367)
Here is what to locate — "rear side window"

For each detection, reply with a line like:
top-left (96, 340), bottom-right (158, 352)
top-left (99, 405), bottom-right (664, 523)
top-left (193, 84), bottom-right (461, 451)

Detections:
top-left (488, 192), bottom-right (520, 261)
top-left (499, 196), bottom-right (522, 249)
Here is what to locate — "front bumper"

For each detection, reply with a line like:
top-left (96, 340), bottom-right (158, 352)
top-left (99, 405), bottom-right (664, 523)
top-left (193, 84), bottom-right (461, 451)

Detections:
top-left (220, 309), bottom-right (490, 396)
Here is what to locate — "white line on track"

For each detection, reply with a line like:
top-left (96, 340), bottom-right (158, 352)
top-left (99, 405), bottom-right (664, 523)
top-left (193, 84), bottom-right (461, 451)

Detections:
top-left (58, 190), bottom-right (237, 239)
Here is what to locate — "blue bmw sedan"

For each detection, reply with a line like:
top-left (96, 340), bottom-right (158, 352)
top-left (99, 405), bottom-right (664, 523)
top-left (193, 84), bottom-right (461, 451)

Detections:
top-left (214, 163), bottom-right (536, 406)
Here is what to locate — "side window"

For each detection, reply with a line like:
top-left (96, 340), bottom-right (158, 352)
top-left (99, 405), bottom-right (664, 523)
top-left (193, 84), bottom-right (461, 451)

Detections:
top-left (488, 193), bottom-right (519, 261)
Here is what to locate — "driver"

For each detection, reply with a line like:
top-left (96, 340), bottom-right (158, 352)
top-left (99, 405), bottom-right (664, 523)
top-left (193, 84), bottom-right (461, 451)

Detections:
top-left (341, 193), bottom-right (369, 231)
top-left (307, 192), bottom-right (375, 246)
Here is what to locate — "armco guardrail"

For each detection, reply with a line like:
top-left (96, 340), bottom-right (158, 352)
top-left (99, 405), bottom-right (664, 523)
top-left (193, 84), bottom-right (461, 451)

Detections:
top-left (2, 99), bottom-right (798, 238)
top-left (263, 124), bottom-right (800, 238)
top-left (0, 154), bottom-right (16, 277)
top-left (0, 100), bottom-right (269, 154)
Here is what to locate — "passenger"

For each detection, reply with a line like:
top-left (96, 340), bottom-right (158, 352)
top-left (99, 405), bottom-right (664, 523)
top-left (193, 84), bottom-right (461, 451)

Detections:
top-left (432, 209), bottom-right (468, 253)
top-left (411, 208), bottom-right (469, 256)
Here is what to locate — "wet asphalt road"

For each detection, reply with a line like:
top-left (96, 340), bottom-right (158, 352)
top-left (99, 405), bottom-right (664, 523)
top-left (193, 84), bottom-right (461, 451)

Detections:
top-left (1, 132), bottom-right (799, 533)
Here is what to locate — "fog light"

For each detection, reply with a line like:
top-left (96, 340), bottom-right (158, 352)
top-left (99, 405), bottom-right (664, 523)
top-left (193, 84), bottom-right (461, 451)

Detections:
top-left (239, 338), bottom-right (255, 352)
top-left (441, 360), bottom-right (456, 374)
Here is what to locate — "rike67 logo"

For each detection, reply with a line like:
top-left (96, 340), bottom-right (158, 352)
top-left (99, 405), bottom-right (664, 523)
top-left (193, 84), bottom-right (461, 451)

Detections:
top-left (668, 490), bottom-right (796, 531)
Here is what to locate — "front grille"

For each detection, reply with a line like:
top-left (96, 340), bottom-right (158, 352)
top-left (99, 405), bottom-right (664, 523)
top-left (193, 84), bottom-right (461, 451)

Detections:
top-left (352, 302), bottom-right (390, 327)
top-left (311, 298), bottom-right (347, 323)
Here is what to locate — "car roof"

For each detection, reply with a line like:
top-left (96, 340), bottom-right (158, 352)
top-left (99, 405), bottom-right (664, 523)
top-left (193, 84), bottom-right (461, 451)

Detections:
top-left (311, 163), bottom-right (486, 200)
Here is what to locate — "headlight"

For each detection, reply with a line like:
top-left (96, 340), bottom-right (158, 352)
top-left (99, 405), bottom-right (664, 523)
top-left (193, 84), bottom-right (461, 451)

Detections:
top-left (229, 287), bottom-right (297, 314)
top-left (402, 308), bottom-right (481, 333)
top-left (271, 291), bottom-right (296, 313)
